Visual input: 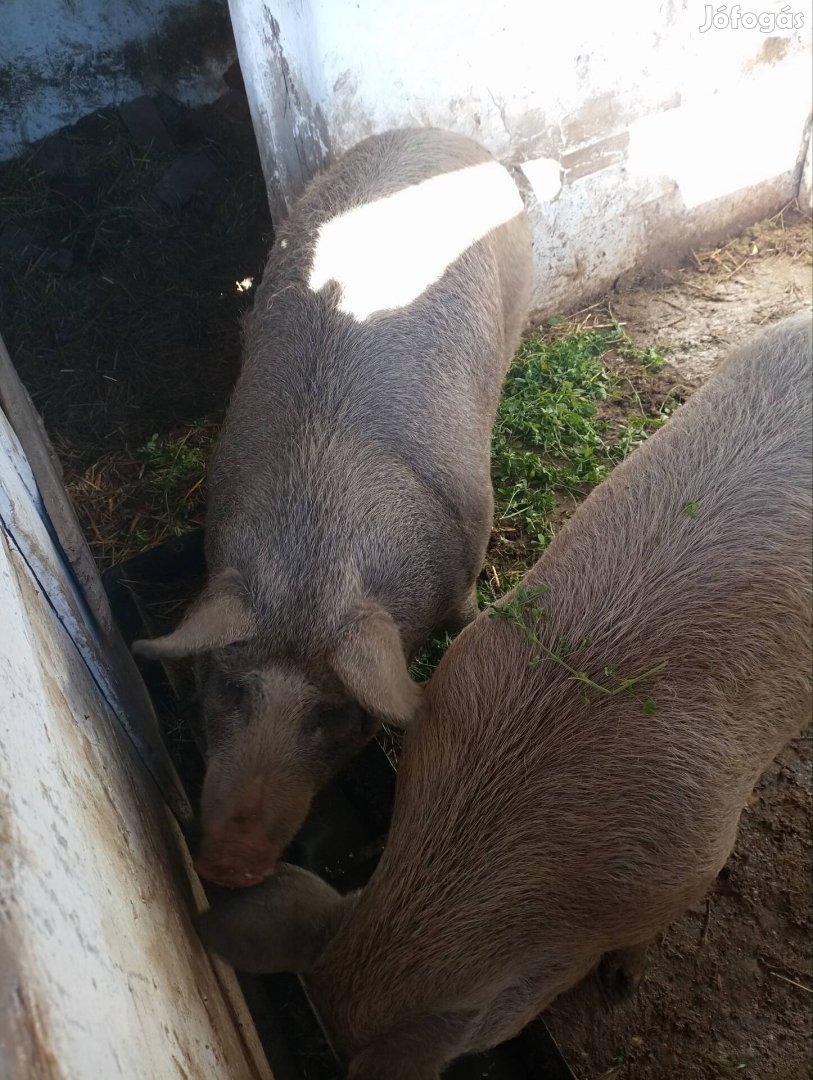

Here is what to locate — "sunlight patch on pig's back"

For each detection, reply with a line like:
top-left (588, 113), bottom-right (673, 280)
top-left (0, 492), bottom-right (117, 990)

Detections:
top-left (307, 161), bottom-right (525, 321)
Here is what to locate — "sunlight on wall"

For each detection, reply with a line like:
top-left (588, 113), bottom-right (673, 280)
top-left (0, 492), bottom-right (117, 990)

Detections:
top-left (627, 61), bottom-right (809, 211)
top-left (520, 157), bottom-right (563, 204)
top-left (307, 160), bottom-right (525, 320)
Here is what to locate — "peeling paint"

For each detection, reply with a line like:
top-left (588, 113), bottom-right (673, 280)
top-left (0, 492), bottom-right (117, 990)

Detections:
top-left (225, 0), bottom-right (330, 220)
top-left (750, 34), bottom-right (792, 67)
top-left (561, 131), bottom-right (629, 185)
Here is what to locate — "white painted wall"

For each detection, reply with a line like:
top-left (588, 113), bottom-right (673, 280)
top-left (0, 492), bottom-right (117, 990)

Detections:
top-left (801, 122), bottom-right (813, 208)
top-left (229, 0), bottom-right (812, 313)
top-left (0, 0), bottom-right (234, 158)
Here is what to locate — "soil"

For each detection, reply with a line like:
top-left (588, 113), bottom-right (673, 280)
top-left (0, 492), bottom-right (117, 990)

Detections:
top-left (609, 207), bottom-right (812, 384)
top-left (2, 97), bottom-right (810, 1080)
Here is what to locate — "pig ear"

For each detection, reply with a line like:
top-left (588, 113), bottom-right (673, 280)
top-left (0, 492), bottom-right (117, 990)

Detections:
top-left (331, 602), bottom-right (422, 728)
top-left (197, 863), bottom-right (350, 974)
top-left (132, 570), bottom-right (256, 660)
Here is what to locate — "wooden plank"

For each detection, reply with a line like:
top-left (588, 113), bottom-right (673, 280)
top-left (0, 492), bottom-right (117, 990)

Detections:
top-left (0, 397), bottom-right (191, 826)
top-left (0, 523), bottom-right (272, 1079)
top-left (0, 331), bottom-right (111, 637)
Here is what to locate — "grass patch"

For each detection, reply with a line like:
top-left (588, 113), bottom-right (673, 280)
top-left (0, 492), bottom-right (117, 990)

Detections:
top-left (409, 631), bottom-right (454, 683)
top-left (135, 423), bottom-right (216, 541)
top-left (61, 420), bottom-right (218, 567)
top-left (488, 320), bottom-right (670, 585)
top-left (492, 325), bottom-right (617, 551)
top-left (411, 320), bottom-right (674, 680)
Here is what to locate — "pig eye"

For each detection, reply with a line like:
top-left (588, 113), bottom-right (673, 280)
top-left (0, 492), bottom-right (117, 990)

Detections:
top-left (216, 672), bottom-right (248, 711)
top-left (308, 702), bottom-right (376, 746)
top-left (218, 643), bottom-right (245, 662)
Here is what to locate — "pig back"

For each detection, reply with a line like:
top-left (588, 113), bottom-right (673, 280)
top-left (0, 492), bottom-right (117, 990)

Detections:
top-left (206, 129), bottom-right (532, 640)
top-left (365, 312), bottom-right (813, 971)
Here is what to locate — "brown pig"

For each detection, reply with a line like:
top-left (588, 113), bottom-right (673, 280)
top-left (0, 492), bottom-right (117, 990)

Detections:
top-left (198, 312), bottom-right (812, 1078)
top-left (133, 128), bottom-right (533, 887)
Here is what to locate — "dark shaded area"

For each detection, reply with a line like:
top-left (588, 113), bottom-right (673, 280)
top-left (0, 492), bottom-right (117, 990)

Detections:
top-left (104, 528), bottom-right (578, 1080)
top-left (0, 86), bottom-right (271, 564)
top-left (0, 87), bottom-right (269, 449)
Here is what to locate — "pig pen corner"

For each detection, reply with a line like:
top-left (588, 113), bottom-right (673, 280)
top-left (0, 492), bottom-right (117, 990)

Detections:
top-left (1, 1), bottom-right (812, 1078)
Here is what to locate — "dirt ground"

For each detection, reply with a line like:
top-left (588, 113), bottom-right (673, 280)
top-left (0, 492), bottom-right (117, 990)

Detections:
top-left (543, 213), bottom-right (813, 1080)
top-left (611, 206), bottom-right (812, 383)
top-left (1, 98), bottom-right (810, 1079)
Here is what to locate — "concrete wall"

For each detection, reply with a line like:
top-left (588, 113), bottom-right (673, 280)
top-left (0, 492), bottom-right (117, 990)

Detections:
top-left (801, 120), bottom-right (813, 208)
top-left (228, 0), bottom-right (812, 314)
top-left (0, 0), bottom-right (236, 159)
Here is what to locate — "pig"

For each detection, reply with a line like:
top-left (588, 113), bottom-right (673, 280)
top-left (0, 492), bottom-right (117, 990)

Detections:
top-left (198, 312), bottom-right (813, 1079)
top-left (132, 128), bottom-right (533, 888)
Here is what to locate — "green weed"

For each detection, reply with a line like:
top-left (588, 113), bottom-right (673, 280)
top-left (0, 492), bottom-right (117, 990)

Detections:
top-left (409, 630), bottom-right (453, 683)
top-left (411, 323), bottom-right (671, 681)
top-left (487, 584), bottom-right (666, 709)
top-left (492, 327), bottom-right (616, 548)
top-left (491, 322), bottom-right (668, 553)
top-left (133, 422), bottom-right (216, 542)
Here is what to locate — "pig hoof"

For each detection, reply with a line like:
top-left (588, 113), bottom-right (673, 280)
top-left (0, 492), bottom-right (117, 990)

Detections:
top-left (596, 946), bottom-right (648, 1005)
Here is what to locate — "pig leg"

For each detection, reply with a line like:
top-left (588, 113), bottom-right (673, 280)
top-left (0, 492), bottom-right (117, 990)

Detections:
top-left (596, 941), bottom-right (651, 1004)
top-left (443, 583), bottom-right (480, 632)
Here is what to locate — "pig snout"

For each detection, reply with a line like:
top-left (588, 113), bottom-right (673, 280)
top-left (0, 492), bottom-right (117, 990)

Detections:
top-left (195, 782), bottom-right (279, 888)
top-left (194, 830), bottom-right (279, 888)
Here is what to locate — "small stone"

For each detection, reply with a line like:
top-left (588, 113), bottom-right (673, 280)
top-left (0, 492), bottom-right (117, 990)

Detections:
top-left (216, 89), bottom-right (252, 123)
top-left (153, 93), bottom-right (199, 144)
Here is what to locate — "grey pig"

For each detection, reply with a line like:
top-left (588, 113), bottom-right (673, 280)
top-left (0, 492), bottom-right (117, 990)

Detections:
top-left (133, 128), bottom-right (533, 887)
top-left (199, 312), bottom-right (813, 1077)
